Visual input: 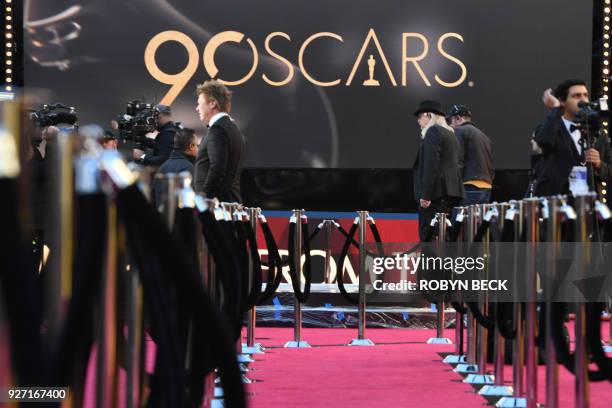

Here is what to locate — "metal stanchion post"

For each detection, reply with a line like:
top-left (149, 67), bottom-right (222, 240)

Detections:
top-left (125, 259), bottom-right (143, 408)
top-left (574, 194), bottom-right (594, 408)
top-left (243, 207), bottom-right (265, 355)
top-left (324, 220), bottom-right (333, 284)
top-left (96, 196), bottom-right (119, 408)
top-left (285, 209), bottom-right (311, 348)
top-left (497, 200), bottom-right (527, 407)
top-left (522, 198), bottom-right (540, 408)
top-left (605, 296), bottom-right (612, 353)
top-left (480, 203), bottom-right (513, 397)
top-left (428, 212), bottom-right (452, 344)
top-left (455, 205), bottom-right (479, 374)
top-left (444, 208), bottom-right (468, 364)
top-left (466, 204), bottom-right (495, 385)
top-left (46, 129), bottom-right (75, 350)
top-left (193, 195), bottom-right (217, 408)
top-left (542, 197), bottom-right (561, 408)
top-left (349, 211), bottom-right (375, 346)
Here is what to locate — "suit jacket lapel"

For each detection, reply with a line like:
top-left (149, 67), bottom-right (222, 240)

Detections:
top-left (559, 119), bottom-right (581, 163)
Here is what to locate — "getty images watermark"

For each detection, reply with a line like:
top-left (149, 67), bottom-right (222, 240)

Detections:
top-left (371, 253), bottom-right (508, 292)
top-left (362, 242), bottom-right (612, 303)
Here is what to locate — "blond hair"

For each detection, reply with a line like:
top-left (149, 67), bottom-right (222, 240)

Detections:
top-left (196, 79), bottom-right (232, 112)
top-left (421, 113), bottom-right (454, 139)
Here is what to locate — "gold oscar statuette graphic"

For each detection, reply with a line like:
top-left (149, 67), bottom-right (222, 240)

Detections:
top-left (363, 55), bottom-right (380, 86)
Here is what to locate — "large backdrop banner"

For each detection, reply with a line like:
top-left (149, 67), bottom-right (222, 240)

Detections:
top-left (24, 0), bottom-right (592, 169)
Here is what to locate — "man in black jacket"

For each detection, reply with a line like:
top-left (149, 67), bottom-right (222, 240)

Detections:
top-left (534, 79), bottom-right (612, 196)
top-left (447, 104), bottom-right (495, 204)
top-left (413, 101), bottom-right (464, 241)
top-left (133, 104), bottom-right (178, 167)
top-left (194, 80), bottom-right (244, 202)
top-left (152, 128), bottom-right (198, 209)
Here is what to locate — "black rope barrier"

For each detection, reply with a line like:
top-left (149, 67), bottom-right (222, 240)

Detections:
top-left (287, 220), bottom-right (313, 304)
top-left (117, 185), bottom-right (246, 407)
top-left (257, 219), bottom-right (284, 304)
top-left (0, 178), bottom-right (44, 389)
top-left (243, 219), bottom-right (263, 310)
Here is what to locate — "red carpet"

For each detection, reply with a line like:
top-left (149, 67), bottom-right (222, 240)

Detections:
top-left (80, 326), bottom-right (612, 407)
top-left (246, 327), bottom-right (612, 408)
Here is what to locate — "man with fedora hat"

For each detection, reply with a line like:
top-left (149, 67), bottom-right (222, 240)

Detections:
top-left (413, 100), bottom-right (464, 241)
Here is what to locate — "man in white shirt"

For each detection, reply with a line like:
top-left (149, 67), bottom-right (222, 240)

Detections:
top-left (193, 80), bottom-right (245, 201)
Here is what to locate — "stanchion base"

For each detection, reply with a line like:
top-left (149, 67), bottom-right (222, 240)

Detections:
top-left (348, 338), bottom-right (375, 346)
top-left (478, 385), bottom-right (513, 397)
top-left (463, 374), bottom-right (494, 384)
top-left (603, 345), bottom-right (612, 353)
top-left (283, 340), bottom-right (312, 348)
top-left (495, 397), bottom-right (527, 407)
top-left (241, 374), bottom-right (252, 384)
top-left (426, 337), bottom-right (453, 344)
top-left (211, 399), bottom-right (225, 408)
top-left (242, 343), bottom-right (265, 354)
top-left (442, 354), bottom-right (466, 364)
top-left (237, 354), bottom-right (255, 363)
top-left (214, 387), bottom-right (224, 398)
top-left (453, 363), bottom-right (478, 374)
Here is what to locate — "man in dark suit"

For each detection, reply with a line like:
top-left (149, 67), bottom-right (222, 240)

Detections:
top-left (194, 80), bottom-right (245, 202)
top-left (133, 104), bottom-right (179, 167)
top-left (152, 128), bottom-right (198, 209)
top-left (413, 101), bottom-right (464, 241)
top-left (447, 104), bottom-right (495, 205)
top-left (534, 79), bottom-right (612, 196)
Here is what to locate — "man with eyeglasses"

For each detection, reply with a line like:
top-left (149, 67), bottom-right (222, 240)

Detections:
top-left (447, 104), bottom-right (495, 205)
top-left (534, 79), bottom-right (612, 196)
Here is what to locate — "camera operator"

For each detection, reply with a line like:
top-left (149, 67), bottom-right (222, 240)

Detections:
top-left (132, 104), bottom-right (177, 166)
top-left (534, 79), bottom-right (612, 196)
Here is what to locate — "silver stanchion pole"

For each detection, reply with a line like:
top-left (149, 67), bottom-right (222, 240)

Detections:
top-left (428, 212), bottom-right (452, 344)
top-left (574, 193), bottom-right (594, 408)
top-left (444, 208), bottom-right (467, 364)
top-left (605, 296), bottom-right (612, 353)
top-left (285, 209), bottom-right (311, 348)
top-left (524, 198), bottom-right (540, 408)
top-left (480, 203), bottom-right (513, 397)
top-left (465, 204), bottom-right (495, 385)
top-left (455, 205), bottom-right (479, 374)
top-left (324, 220), bottom-right (333, 284)
top-left (195, 196), bottom-right (219, 408)
top-left (46, 128), bottom-right (75, 350)
top-left (125, 259), bottom-right (143, 408)
top-left (497, 200), bottom-right (527, 407)
top-left (96, 195), bottom-right (119, 408)
top-left (543, 197), bottom-right (561, 408)
top-left (349, 211), bottom-right (375, 346)
top-left (243, 207), bottom-right (265, 355)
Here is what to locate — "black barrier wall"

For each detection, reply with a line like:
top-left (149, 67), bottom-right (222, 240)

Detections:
top-left (241, 168), bottom-right (530, 212)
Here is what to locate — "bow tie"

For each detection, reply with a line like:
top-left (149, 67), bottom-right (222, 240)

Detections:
top-left (569, 124), bottom-right (582, 133)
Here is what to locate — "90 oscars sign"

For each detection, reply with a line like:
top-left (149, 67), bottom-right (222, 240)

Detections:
top-left (145, 29), bottom-right (468, 105)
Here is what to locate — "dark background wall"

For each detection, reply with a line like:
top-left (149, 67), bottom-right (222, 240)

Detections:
top-left (241, 168), bottom-right (530, 212)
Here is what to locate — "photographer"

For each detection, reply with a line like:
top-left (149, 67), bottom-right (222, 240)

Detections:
top-left (534, 79), bottom-right (612, 196)
top-left (132, 104), bottom-right (177, 166)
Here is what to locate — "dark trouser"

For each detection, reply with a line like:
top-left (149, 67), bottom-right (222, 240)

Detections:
top-left (418, 196), bottom-right (461, 242)
top-left (461, 184), bottom-right (491, 206)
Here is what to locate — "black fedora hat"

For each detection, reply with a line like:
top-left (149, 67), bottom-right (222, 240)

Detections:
top-left (414, 100), bottom-right (445, 117)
